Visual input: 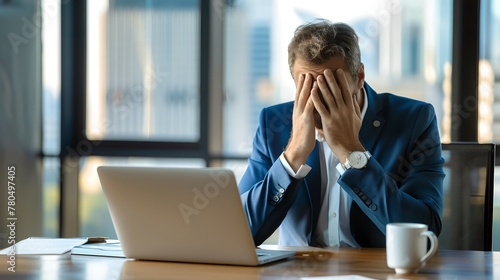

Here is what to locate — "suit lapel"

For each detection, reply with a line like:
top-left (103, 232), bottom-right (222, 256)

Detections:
top-left (359, 83), bottom-right (385, 152)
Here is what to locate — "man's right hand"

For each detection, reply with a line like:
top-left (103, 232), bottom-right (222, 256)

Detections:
top-left (283, 73), bottom-right (317, 172)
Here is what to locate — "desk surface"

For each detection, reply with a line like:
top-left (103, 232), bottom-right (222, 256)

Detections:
top-left (1, 247), bottom-right (499, 279)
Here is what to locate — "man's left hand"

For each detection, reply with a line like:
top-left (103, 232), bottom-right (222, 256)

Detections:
top-left (311, 68), bottom-right (364, 163)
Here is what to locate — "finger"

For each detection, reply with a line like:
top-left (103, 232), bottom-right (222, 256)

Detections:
top-left (294, 74), bottom-right (305, 104)
top-left (323, 69), bottom-right (344, 106)
top-left (311, 85), bottom-right (328, 117)
top-left (305, 92), bottom-right (316, 113)
top-left (335, 69), bottom-right (354, 108)
top-left (294, 74), bottom-right (311, 114)
top-left (298, 73), bottom-right (313, 107)
top-left (353, 93), bottom-right (362, 117)
top-left (303, 80), bottom-right (317, 113)
top-left (316, 75), bottom-right (336, 110)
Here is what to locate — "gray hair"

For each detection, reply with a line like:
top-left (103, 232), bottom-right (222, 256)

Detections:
top-left (288, 19), bottom-right (361, 80)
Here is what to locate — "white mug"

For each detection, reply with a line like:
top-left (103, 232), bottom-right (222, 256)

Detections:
top-left (386, 223), bottom-right (438, 274)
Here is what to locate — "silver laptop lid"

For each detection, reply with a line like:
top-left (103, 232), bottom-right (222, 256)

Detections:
top-left (98, 166), bottom-right (261, 265)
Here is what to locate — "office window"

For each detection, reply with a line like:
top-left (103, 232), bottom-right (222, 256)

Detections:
top-left (479, 0), bottom-right (500, 143)
top-left (42, 0), bottom-right (61, 237)
top-left (480, 0), bottom-right (500, 250)
top-left (42, 157), bottom-right (60, 237)
top-left (86, 0), bottom-right (200, 142)
top-left (223, 0), bottom-right (453, 156)
top-left (79, 0), bottom-right (204, 238)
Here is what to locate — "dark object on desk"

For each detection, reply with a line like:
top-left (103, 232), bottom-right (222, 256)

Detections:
top-left (71, 240), bottom-right (125, 258)
top-left (440, 142), bottom-right (495, 251)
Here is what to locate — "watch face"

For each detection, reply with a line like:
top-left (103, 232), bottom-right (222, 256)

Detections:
top-left (348, 151), bottom-right (368, 169)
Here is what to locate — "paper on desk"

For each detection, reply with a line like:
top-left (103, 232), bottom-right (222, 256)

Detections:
top-left (301, 276), bottom-right (377, 280)
top-left (0, 237), bottom-right (89, 255)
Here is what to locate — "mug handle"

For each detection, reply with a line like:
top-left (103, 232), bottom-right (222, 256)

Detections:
top-left (420, 230), bottom-right (438, 263)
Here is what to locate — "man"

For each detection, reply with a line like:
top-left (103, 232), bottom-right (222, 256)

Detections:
top-left (238, 19), bottom-right (445, 248)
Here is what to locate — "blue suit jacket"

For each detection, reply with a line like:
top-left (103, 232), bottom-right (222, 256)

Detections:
top-left (238, 83), bottom-right (445, 247)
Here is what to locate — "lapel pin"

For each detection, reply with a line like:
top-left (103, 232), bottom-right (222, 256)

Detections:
top-left (373, 120), bottom-right (381, 127)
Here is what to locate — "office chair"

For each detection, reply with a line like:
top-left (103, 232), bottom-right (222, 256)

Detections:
top-left (439, 143), bottom-right (495, 251)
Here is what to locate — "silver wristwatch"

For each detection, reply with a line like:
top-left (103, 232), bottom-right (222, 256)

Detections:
top-left (343, 150), bottom-right (372, 170)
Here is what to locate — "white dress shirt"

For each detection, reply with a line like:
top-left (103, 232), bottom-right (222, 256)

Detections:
top-left (280, 88), bottom-right (368, 247)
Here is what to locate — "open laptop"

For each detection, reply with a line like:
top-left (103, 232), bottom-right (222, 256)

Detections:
top-left (97, 166), bottom-right (295, 266)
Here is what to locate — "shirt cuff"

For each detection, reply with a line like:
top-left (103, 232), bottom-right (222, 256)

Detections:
top-left (279, 153), bottom-right (312, 179)
top-left (336, 162), bottom-right (346, 176)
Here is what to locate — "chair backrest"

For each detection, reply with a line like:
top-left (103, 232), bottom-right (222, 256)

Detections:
top-left (439, 142), bottom-right (495, 251)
